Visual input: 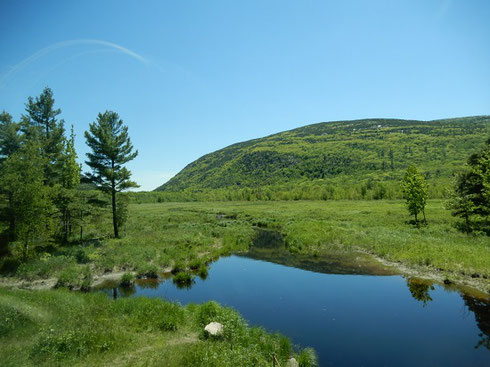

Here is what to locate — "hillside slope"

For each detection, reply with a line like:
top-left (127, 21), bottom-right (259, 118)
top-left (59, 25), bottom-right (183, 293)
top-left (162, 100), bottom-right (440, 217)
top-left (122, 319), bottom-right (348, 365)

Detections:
top-left (156, 116), bottom-right (490, 199)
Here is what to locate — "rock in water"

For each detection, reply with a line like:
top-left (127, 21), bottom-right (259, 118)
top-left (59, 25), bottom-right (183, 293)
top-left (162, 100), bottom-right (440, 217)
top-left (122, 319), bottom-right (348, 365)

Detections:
top-left (286, 357), bottom-right (299, 367)
top-left (204, 321), bottom-right (223, 336)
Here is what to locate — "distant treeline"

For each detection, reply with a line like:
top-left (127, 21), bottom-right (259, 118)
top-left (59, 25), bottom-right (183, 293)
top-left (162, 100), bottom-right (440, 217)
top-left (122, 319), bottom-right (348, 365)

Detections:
top-left (132, 176), bottom-right (450, 203)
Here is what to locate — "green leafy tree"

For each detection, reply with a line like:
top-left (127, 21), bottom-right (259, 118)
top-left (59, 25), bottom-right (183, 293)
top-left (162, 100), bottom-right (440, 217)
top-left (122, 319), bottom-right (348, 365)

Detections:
top-left (84, 111), bottom-right (138, 238)
top-left (22, 87), bottom-right (65, 185)
top-left (0, 141), bottom-right (54, 259)
top-left (447, 138), bottom-right (490, 233)
top-left (401, 165), bottom-right (428, 224)
top-left (0, 111), bottom-right (22, 163)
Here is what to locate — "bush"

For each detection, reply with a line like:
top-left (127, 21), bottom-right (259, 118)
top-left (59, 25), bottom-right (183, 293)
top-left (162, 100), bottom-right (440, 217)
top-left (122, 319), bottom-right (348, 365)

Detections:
top-left (198, 264), bottom-right (209, 279)
top-left (171, 260), bottom-right (186, 274)
top-left (119, 272), bottom-right (135, 287)
top-left (173, 271), bottom-right (194, 288)
top-left (189, 258), bottom-right (203, 270)
top-left (55, 265), bottom-right (92, 290)
top-left (136, 263), bottom-right (159, 279)
top-left (296, 348), bottom-right (318, 367)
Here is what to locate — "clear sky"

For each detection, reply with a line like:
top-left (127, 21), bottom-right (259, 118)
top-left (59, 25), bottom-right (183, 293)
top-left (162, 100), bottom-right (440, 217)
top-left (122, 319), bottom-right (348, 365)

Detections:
top-left (1, 0), bottom-right (489, 190)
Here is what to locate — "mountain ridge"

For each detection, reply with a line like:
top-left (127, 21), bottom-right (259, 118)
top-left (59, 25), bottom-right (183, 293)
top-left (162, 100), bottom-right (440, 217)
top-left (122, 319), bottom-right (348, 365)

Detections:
top-left (156, 116), bottom-right (490, 198)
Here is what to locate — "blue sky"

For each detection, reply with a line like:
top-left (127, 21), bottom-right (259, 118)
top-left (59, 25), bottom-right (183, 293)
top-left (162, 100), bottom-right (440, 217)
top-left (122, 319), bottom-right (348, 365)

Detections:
top-left (1, 0), bottom-right (489, 190)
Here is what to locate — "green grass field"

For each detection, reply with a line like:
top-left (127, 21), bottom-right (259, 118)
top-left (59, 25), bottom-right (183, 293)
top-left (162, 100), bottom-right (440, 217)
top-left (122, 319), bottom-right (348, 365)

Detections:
top-left (3, 200), bottom-right (488, 288)
top-left (1, 200), bottom-right (489, 365)
top-left (0, 287), bottom-right (316, 366)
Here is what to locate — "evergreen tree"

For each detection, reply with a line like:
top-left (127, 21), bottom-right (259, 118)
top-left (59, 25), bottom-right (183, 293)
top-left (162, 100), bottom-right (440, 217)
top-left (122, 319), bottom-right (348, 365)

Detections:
top-left (0, 111), bottom-right (23, 243)
top-left (84, 111), bottom-right (138, 238)
top-left (22, 87), bottom-right (65, 185)
top-left (447, 138), bottom-right (490, 233)
top-left (0, 141), bottom-right (53, 258)
top-left (0, 111), bottom-right (22, 162)
top-left (54, 126), bottom-right (81, 242)
top-left (401, 165), bottom-right (428, 224)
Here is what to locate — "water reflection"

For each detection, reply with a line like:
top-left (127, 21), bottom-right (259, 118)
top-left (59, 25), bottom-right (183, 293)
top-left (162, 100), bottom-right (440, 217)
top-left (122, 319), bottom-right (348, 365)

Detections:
top-left (243, 228), bottom-right (398, 276)
top-left (97, 245), bottom-right (490, 365)
top-left (405, 277), bottom-right (490, 351)
top-left (406, 278), bottom-right (435, 307)
top-left (462, 294), bottom-right (490, 350)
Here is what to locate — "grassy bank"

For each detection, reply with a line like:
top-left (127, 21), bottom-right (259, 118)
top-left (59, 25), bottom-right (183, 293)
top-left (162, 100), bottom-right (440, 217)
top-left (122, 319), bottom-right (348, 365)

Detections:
top-left (1, 200), bottom-right (489, 290)
top-left (0, 287), bottom-right (316, 366)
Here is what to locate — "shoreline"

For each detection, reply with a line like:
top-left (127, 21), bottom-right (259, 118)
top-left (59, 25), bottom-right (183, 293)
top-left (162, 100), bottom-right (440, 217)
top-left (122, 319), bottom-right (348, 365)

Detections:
top-left (363, 250), bottom-right (490, 298)
top-left (0, 251), bottom-right (488, 298)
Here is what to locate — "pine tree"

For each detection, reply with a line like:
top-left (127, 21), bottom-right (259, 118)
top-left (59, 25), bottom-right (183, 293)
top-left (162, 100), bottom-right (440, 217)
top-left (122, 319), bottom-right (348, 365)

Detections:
top-left (0, 111), bottom-right (22, 242)
top-left (401, 165), bottom-right (428, 224)
top-left (84, 111), bottom-right (138, 238)
top-left (22, 87), bottom-right (65, 185)
top-left (55, 126), bottom-right (81, 242)
top-left (0, 141), bottom-right (53, 258)
top-left (0, 111), bottom-right (22, 162)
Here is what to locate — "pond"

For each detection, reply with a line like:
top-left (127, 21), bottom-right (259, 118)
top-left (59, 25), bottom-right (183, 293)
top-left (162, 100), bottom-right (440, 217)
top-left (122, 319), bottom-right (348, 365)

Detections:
top-left (99, 232), bottom-right (490, 366)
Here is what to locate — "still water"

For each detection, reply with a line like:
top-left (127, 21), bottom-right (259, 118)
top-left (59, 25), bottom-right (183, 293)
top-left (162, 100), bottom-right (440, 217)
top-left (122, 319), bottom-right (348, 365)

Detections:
top-left (100, 240), bottom-right (490, 366)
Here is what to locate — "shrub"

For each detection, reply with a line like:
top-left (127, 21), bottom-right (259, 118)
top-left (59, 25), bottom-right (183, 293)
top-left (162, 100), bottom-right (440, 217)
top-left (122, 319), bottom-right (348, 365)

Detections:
top-left (296, 348), bottom-right (318, 367)
top-left (198, 264), bottom-right (209, 279)
top-left (55, 265), bottom-right (92, 290)
top-left (136, 263), bottom-right (159, 279)
top-left (189, 258), bottom-right (203, 270)
top-left (171, 260), bottom-right (186, 274)
top-left (119, 272), bottom-right (135, 287)
top-left (173, 271), bottom-right (194, 287)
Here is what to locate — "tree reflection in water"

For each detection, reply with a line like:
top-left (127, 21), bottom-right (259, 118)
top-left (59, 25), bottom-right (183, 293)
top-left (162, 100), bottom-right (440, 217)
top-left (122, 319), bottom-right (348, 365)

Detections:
top-left (406, 277), bottom-right (490, 350)
top-left (462, 294), bottom-right (490, 350)
top-left (406, 278), bottom-right (435, 307)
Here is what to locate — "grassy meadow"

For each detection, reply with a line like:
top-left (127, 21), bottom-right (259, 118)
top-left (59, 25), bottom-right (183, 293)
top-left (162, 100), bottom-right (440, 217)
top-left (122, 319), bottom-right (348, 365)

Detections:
top-left (0, 287), bottom-right (316, 367)
top-left (2, 200), bottom-right (489, 288)
top-left (1, 200), bottom-right (489, 365)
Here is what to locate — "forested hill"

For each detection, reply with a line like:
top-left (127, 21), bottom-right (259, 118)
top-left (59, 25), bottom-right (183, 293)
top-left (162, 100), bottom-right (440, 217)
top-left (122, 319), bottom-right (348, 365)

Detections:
top-left (155, 116), bottom-right (490, 200)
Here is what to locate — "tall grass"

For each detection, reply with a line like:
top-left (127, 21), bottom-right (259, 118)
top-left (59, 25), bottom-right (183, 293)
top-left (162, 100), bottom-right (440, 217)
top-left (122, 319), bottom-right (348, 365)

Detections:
top-left (0, 288), bottom-right (316, 366)
top-left (2, 200), bottom-right (488, 284)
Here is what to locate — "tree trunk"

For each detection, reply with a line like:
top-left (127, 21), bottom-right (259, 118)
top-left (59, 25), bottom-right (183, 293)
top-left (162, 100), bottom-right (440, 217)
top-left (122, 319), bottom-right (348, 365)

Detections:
top-left (23, 238), bottom-right (29, 261)
top-left (414, 212), bottom-right (418, 223)
top-left (80, 209), bottom-right (83, 241)
top-left (111, 159), bottom-right (118, 238)
top-left (8, 191), bottom-right (15, 242)
top-left (112, 187), bottom-right (118, 238)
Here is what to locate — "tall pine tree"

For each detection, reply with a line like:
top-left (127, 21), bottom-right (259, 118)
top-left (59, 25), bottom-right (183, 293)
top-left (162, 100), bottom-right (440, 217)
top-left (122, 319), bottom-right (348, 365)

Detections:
top-left (84, 111), bottom-right (138, 238)
top-left (22, 87), bottom-right (65, 185)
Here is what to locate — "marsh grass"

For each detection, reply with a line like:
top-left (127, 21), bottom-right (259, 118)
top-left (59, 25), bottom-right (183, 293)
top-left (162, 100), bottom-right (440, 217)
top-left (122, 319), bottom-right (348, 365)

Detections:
top-left (2, 200), bottom-right (489, 286)
top-left (0, 288), bottom-right (315, 366)
top-left (173, 271), bottom-right (194, 287)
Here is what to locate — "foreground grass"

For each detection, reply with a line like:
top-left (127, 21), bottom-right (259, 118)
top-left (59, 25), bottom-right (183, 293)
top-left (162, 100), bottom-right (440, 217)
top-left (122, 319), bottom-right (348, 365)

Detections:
top-left (0, 287), bottom-right (315, 366)
top-left (3, 200), bottom-right (489, 288)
